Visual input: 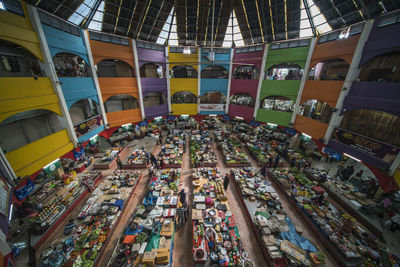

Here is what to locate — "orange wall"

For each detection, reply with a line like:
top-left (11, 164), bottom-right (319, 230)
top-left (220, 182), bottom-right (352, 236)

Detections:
top-left (310, 34), bottom-right (360, 67)
top-left (300, 80), bottom-right (344, 108)
top-left (294, 115), bottom-right (328, 140)
top-left (106, 109), bottom-right (142, 128)
top-left (99, 77), bottom-right (139, 101)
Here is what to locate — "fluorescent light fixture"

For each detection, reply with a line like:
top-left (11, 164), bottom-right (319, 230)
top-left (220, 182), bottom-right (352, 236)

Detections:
top-left (344, 153), bottom-right (361, 162)
top-left (181, 115), bottom-right (189, 117)
top-left (209, 115), bottom-right (217, 117)
top-left (183, 47), bottom-right (191, 54)
top-left (235, 116), bottom-right (244, 120)
top-left (44, 158), bottom-right (59, 169)
top-left (154, 116), bottom-right (162, 120)
top-left (90, 134), bottom-right (98, 141)
top-left (267, 123), bottom-right (277, 127)
top-left (122, 123), bottom-right (132, 127)
top-left (8, 204), bottom-right (13, 222)
top-left (302, 133), bottom-right (312, 139)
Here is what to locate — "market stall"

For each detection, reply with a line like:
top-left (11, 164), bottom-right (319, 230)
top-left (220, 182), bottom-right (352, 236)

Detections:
top-left (158, 130), bottom-right (186, 168)
top-left (215, 131), bottom-right (250, 167)
top-left (39, 170), bottom-right (142, 266)
top-left (123, 149), bottom-right (148, 169)
top-left (107, 168), bottom-right (181, 266)
top-left (190, 130), bottom-right (217, 167)
top-left (268, 168), bottom-right (400, 267)
top-left (93, 146), bottom-right (129, 170)
top-left (231, 168), bottom-right (325, 266)
top-left (191, 168), bottom-right (249, 265)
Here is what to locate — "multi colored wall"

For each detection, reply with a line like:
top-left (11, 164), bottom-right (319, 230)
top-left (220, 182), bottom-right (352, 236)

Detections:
top-left (137, 46), bottom-right (169, 119)
top-left (41, 23), bottom-right (105, 142)
top-left (228, 46), bottom-right (264, 120)
top-left (89, 35), bottom-right (142, 127)
top-left (199, 48), bottom-right (230, 115)
top-left (295, 35), bottom-right (360, 140)
top-left (256, 42), bottom-right (310, 126)
top-left (0, 5), bottom-right (74, 178)
top-left (169, 47), bottom-right (198, 115)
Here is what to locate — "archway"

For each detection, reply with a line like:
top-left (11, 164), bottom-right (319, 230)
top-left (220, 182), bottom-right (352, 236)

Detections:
top-left (170, 65), bottom-right (198, 78)
top-left (265, 63), bottom-right (303, 80)
top-left (309, 58), bottom-right (349, 80)
top-left (53, 52), bottom-right (91, 77)
top-left (143, 92), bottom-right (166, 107)
top-left (300, 99), bottom-right (333, 123)
top-left (340, 109), bottom-right (400, 147)
top-left (96, 59), bottom-right (135, 77)
top-left (358, 50), bottom-right (400, 82)
top-left (171, 91), bottom-right (197, 103)
top-left (200, 92), bottom-right (226, 104)
top-left (0, 109), bottom-right (62, 153)
top-left (230, 93), bottom-right (255, 107)
top-left (0, 39), bottom-right (44, 77)
top-left (140, 63), bottom-right (163, 78)
top-left (260, 96), bottom-right (294, 112)
top-left (69, 99), bottom-right (100, 125)
top-left (233, 65), bottom-right (259, 79)
top-left (104, 94), bottom-right (139, 113)
top-left (201, 65), bottom-right (228, 79)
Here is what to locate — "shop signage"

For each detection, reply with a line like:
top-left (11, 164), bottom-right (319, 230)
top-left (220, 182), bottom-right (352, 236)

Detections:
top-left (44, 159), bottom-right (61, 175)
top-left (199, 104), bottom-right (225, 111)
top-left (332, 128), bottom-right (399, 164)
top-left (222, 115), bottom-right (230, 121)
top-left (167, 115), bottom-right (175, 122)
top-left (322, 146), bottom-right (342, 161)
top-left (285, 127), bottom-right (297, 136)
top-left (74, 115), bottom-right (103, 138)
top-left (249, 120), bottom-right (260, 127)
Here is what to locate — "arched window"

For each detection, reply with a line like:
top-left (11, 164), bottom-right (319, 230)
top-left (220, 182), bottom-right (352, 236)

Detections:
top-left (171, 91), bottom-right (197, 103)
top-left (104, 94), bottom-right (138, 113)
top-left (200, 92), bottom-right (226, 104)
top-left (358, 51), bottom-right (400, 82)
top-left (0, 39), bottom-right (44, 77)
top-left (233, 65), bottom-right (259, 79)
top-left (300, 99), bottom-right (333, 124)
top-left (340, 110), bottom-right (400, 147)
top-left (230, 93), bottom-right (255, 107)
top-left (143, 92), bottom-right (166, 107)
top-left (260, 96), bottom-right (294, 112)
top-left (201, 65), bottom-right (228, 79)
top-left (140, 63), bottom-right (163, 78)
top-left (309, 58), bottom-right (349, 80)
top-left (96, 59), bottom-right (135, 77)
top-left (170, 65), bottom-right (198, 78)
top-left (69, 99), bottom-right (100, 125)
top-left (265, 63), bottom-right (303, 80)
top-left (0, 109), bottom-right (62, 153)
top-left (53, 52), bottom-right (91, 77)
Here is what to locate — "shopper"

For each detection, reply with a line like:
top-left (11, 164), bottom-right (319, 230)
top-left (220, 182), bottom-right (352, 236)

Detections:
top-left (117, 156), bottom-right (123, 170)
top-left (268, 156), bottom-right (273, 168)
top-left (336, 161), bottom-right (345, 177)
top-left (290, 157), bottom-right (296, 168)
top-left (274, 155), bottom-right (280, 168)
top-left (178, 189), bottom-right (186, 205)
top-left (260, 166), bottom-right (267, 177)
top-left (176, 203), bottom-right (186, 231)
top-left (355, 170), bottom-right (363, 178)
top-left (224, 173), bottom-right (230, 191)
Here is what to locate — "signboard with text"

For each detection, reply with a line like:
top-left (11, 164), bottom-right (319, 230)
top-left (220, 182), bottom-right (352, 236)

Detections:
top-left (74, 115), bottom-right (103, 138)
top-left (199, 104), bottom-right (225, 112)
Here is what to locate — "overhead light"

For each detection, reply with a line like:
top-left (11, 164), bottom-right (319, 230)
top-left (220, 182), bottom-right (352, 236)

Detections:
top-left (344, 153), bottom-right (361, 162)
top-left (8, 204), bottom-right (13, 222)
top-left (235, 116), bottom-right (244, 120)
top-left (338, 27), bottom-right (350, 40)
top-left (90, 134), bottom-right (98, 141)
top-left (267, 123), bottom-right (277, 127)
top-left (122, 123), bottom-right (132, 127)
top-left (154, 116), bottom-right (162, 120)
top-left (302, 133), bottom-right (312, 139)
top-left (181, 115), bottom-right (189, 117)
top-left (183, 47), bottom-right (191, 54)
top-left (209, 115), bottom-right (217, 117)
top-left (44, 158), bottom-right (59, 169)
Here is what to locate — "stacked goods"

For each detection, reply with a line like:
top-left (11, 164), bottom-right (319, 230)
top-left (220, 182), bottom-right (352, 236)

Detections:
top-left (108, 169), bottom-right (181, 266)
top-left (159, 130), bottom-right (186, 167)
top-left (190, 130), bottom-right (217, 167)
top-left (232, 168), bottom-right (322, 266)
top-left (192, 168), bottom-right (248, 265)
top-left (215, 132), bottom-right (249, 167)
top-left (126, 149), bottom-right (148, 166)
top-left (270, 168), bottom-right (400, 266)
top-left (40, 170), bottom-right (140, 267)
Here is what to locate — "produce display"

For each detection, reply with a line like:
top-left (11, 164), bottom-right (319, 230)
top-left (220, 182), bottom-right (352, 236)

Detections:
top-left (192, 168), bottom-right (248, 265)
top-left (190, 130), bottom-right (217, 167)
top-left (39, 170), bottom-right (141, 267)
top-left (125, 149), bottom-right (148, 167)
top-left (270, 168), bottom-right (400, 266)
top-left (158, 130), bottom-right (186, 167)
top-left (232, 168), bottom-right (322, 266)
top-left (215, 131), bottom-right (249, 167)
top-left (108, 169), bottom-right (181, 266)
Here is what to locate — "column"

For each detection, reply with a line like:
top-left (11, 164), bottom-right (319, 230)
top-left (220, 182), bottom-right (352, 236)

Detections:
top-left (253, 44), bottom-right (269, 119)
top-left (225, 48), bottom-right (234, 113)
top-left (132, 40), bottom-right (146, 120)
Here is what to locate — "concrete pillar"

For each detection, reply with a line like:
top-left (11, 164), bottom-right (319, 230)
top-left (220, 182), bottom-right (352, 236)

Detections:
top-left (165, 47), bottom-right (172, 114)
top-left (225, 48), bottom-right (234, 113)
top-left (253, 44), bottom-right (269, 119)
top-left (132, 40), bottom-right (146, 120)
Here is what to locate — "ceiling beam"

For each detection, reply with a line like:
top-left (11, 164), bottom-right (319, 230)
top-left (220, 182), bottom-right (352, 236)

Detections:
top-left (302, 0), bottom-right (316, 36)
top-left (81, 0), bottom-right (103, 29)
top-left (133, 0), bottom-right (150, 38)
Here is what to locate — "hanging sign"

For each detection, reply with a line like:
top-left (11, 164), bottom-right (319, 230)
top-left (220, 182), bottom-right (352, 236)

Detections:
top-left (44, 159), bottom-right (61, 175)
top-left (74, 115), bottom-right (103, 138)
top-left (249, 120), bottom-right (260, 127)
top-left (199, 104), bottom-right (225, 111)
top-left (222, 115), bottom-right (230, 121)
top-left (167, 115), bottom-right (175, 122)
top-left (332, 128), bottom-right (399, 164)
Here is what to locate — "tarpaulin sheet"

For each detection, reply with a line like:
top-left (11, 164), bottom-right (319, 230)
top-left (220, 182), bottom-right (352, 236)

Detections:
top-left (279, 217), bottom-right (317, 253)
top-left (145, 233), bottom-right (160, 251)
top-left (98, 126), bottom-right (119, 139)
top-left (111, 199), bottom-right (124, 210)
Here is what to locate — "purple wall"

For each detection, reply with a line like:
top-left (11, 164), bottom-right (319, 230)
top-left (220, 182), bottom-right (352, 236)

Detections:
top-left (359, 18), bottom-right (400, 67)
top-left (328, 139), bottom-right (390, 169)
top-left (137, 47), bottom-right (166, 66)
top-left (141, 78), bottom-right (168, 96)
top-left (342, 82), bottom-right (400, 117)
top-left (228, 104), bottom-right (255, 121)
top-left (144, 104), bottom-right (169, 119)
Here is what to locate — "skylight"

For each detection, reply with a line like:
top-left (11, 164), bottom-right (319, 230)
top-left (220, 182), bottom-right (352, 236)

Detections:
top-left (0, 0), bottom-right (5, 10)
top-left (156, 7), bottom-right (178, 46)
top-left (222, 10), bottom-right (244, 47)
top-left (306, 0), bottom-right (332, 34)
top-left (300, 1), bottom-right (313, 37)
top-left (68, 0), bottom-right (97, 26)
top-left (88, 1), bottom-right (104, 31)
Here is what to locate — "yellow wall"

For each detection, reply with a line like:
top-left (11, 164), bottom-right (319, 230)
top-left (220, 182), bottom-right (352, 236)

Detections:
top-left (395, 169), bottom-right (400, 188)
top-left (168, 48), bottom-right (198, 70)
top-left (0, 77), bottom-right (62, 123)
top-left (171, 104), bottom-right (198, 115)
top-left (170, 78), bottom-right (198, 96)
top-left (6, 130), bottom-right (74, 177)
top-left (0, 4), bottom-right (43, 61)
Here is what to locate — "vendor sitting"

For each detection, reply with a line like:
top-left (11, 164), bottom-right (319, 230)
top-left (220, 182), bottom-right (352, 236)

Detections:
top-left (205, 227), bottom-right (217, 249)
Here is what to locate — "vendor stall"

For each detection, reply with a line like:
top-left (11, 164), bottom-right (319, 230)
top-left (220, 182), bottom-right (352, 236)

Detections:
top-left (39, 170), bottom-right (142, 266)
top-left (107, 168), bottom-right (181, 266)
top-left (191, 168), bottom-right (248, 266)
top-left (158, 130), bottom-right (186, 168)
top-left (190, 130), bottom-right (217, 167)
top-left (215, 132), bottom-right (250, 167)
top-left (123, 149), bottom-right (148, 169)
top-left (93, 146), bottom-right (129, 170)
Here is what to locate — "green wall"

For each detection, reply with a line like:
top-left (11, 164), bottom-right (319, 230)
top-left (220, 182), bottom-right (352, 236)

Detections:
top-left (265, 44), bottom-right (310, 70)
top-left (259, 80), bottom-right (301, 101)
top-left (256, 109), bottom-right (292, 126)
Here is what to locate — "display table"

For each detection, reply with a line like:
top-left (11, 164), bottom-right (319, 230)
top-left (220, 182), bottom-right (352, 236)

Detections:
top-left (123, 149), bottom-right (148, 169)
top-left (93, 146), bottom-right (129, 169)
top-left (190, 131), bottom-right (217, 168)
top-left (215, 132), bottom-right (250, 168)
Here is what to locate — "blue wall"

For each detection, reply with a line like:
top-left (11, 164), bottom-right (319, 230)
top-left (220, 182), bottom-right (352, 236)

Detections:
top-left (200, 48), bottom-right (230, 115)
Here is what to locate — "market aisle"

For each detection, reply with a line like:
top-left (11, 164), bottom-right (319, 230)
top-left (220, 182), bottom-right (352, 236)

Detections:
top-left (172, 135), bottom-right (195, 267)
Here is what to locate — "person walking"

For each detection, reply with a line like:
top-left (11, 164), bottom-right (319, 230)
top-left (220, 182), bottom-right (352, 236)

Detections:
top-left (224, 173), bottom-right (230, 191)
top-left (116, 156), bottom-right (123, 170)
top-left (260, 166), bottom-right (267, 177)
top-left (274, 155), bottom-right (280, 168)
top-left (178, 189), bottom-right (186, 205)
